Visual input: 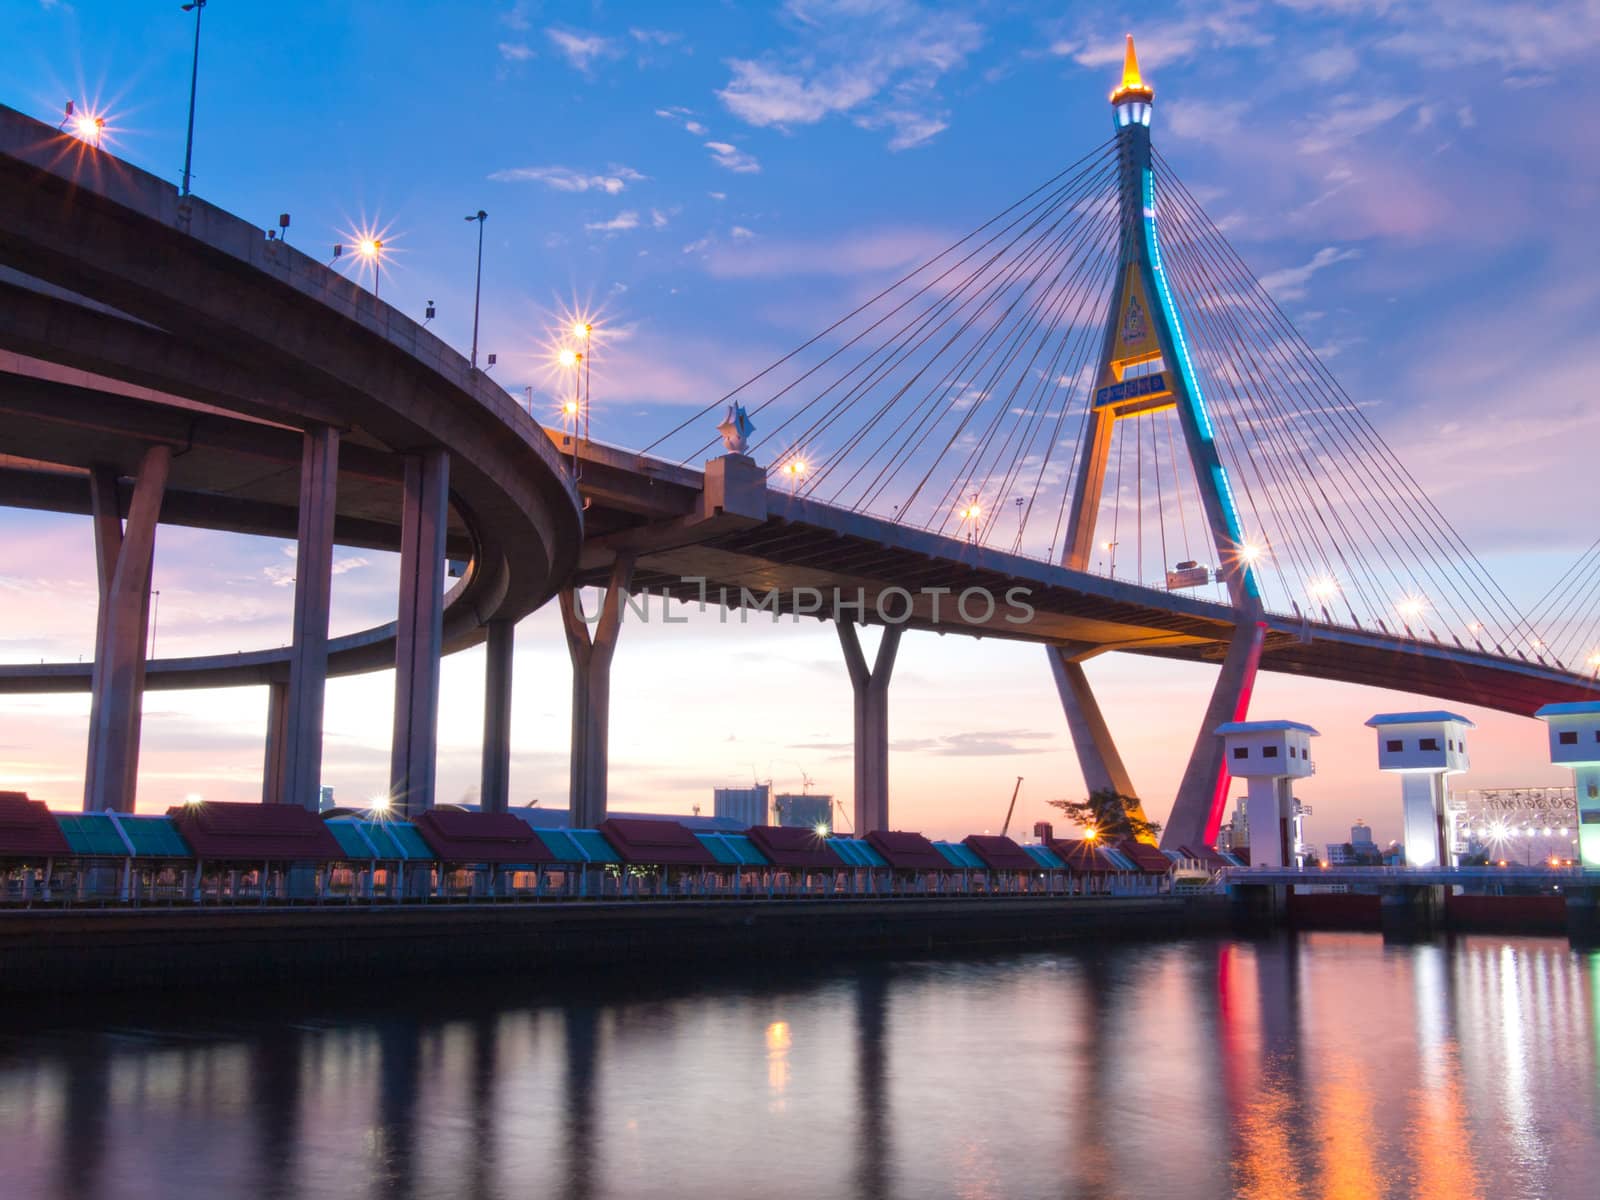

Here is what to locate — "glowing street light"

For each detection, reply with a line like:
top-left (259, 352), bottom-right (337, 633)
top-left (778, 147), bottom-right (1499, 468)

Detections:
top-left (184, 792), bottom-right (205, 807)
top-left (369, 794), bottom-right (391, 815)
top-left (1396, 595), bottom-right (1427, 625)
top-left (780, 458), bottom-right (809, 492)
top-left (959, 497), bottom-right (983, 544)
top-left (558, 347), bottom-right (580, 369)
top-left (71, 109), bottom-right (106, 146)
top-left (1306, 576), bottom-right (1339, 601)
top-left (352, 235), bottom-right (387, 298)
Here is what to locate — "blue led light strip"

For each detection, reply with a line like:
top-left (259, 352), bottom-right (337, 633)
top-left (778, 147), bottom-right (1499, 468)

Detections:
top-left (1141, 166), bottom-right (1261, 600)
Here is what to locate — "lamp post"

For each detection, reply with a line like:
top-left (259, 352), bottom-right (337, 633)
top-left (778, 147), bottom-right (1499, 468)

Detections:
top-left (179, 1), bottom-right (208, 197)
top-left (357, 237), bottom-right (384, 299)
top-left (465, 210), bottom-right (487, 368)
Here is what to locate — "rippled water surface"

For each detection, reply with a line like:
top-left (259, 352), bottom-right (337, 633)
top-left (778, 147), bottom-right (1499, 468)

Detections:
top-left (2, 933), bottom-right (1598, 1199)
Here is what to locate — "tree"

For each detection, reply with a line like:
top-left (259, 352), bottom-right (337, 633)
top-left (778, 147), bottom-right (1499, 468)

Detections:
top-left (1048, 788), bottom-right (1162, 843)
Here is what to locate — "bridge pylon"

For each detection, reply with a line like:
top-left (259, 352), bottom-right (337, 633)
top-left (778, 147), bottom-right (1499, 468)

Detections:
top-left (1050, 37), bottom-right (1266, 849)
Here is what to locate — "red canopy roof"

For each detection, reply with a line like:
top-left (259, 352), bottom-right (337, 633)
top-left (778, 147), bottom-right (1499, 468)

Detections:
top-left (413, 810), bottom-right (557, 864)
top-left (0, 792), bottom-right (71, 858)
top-left (169, 801), bottom-right (343, 861)
top-left (865, 830), bottom-right (946, 870)
top-left (747, 824), bottom-right (845, 869)
top-left (962, 834), bottom-right (1038, 872)
top-left (1179, 843), bottom-right (1229, 870)
top-left (1050, 838), bottom-right (1114, 873)
top-left (598, 818), bottom-right (718, 866)
top-left (1116, 838), bottom-right (1174, 875)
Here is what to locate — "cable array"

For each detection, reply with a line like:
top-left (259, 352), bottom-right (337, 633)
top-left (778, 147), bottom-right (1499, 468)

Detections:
top-left (1525, 537), bottom-right (1600, 675)
top-left (636, 141), bottom-right (1576, 668)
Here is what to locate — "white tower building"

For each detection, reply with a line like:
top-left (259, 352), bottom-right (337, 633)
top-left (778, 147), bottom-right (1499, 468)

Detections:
top-left (1534, 701), bottom-right (1600, 867)
top-left (1365, 711), bottom-right (1474, 868)
top-left (1216, 720), bottom-right (1319, 868)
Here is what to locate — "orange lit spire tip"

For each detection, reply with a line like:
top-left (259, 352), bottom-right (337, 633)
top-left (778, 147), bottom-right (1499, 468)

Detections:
top-left (1110, 33), bottom-right (1154, 104)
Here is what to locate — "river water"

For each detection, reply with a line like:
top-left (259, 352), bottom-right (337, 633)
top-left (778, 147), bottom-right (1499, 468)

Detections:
top-left (1, 933), bottom-right (1596, 1199)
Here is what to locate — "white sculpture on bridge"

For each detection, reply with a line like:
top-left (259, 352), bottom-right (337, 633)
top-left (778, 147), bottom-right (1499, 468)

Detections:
top-left (1535, 701), bottom-right (1600, 868)
top-left (1217, 719), bottom-right (1318, 868)
top-left (1366, 711), bottom-right (1473, 868)
top-left (717, 402), bottom-right (755, 456)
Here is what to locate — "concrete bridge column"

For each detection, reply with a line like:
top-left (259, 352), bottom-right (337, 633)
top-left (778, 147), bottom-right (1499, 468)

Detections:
top-left (560, 555), bottom-right (635, 829)
top-left (276, 425), bottom-right (339, 808)
top-left (479, 618), bottom-right (515, 814)
top-left (838, 622), bottom-right (902, 834)
top-left (83, 446), bottom-right (170, 813)
top-left (1162, 618), bottom-right (1266, 852)
top-left (389, 449), bottom-right (449, 817)
top-left (262, 679), bottom-right (289, 805)
top-left (1048, 647), bottom-right (1137, 798)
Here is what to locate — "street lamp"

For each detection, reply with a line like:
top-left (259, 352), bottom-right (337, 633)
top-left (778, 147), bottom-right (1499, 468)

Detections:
top-left (356, 237), bottom-right (385, 299)
top-left (559, 347), bottom-right (584, 476)
top-left (465, 209), bottom-right (487, 368)
top-left (179, 1), bottom-right (208, 197)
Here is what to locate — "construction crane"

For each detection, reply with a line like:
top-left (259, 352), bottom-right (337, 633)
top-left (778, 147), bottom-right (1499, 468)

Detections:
top-left (1000, 776), bottom-right (1024, 837)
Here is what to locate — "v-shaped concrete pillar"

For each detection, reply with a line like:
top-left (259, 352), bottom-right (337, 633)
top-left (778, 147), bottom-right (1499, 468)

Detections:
top-left (1048, 647), bottom-right (1137, 799)
top-left (83, 446), bottom-right (169, 813)
top-left (1161, 618), bottom-right (1267, 851)
top-left (838, 622), bottom-right (902, 835)
top-left (560, 554), bottom-right (635, 829)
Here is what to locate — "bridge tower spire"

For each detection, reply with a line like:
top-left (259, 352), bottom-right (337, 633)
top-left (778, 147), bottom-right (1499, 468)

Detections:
top-left (1050, 37), bottom-right (1267, 849)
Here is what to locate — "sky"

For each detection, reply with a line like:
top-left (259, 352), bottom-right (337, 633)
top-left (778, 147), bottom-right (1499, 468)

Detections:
top-left (3, 0), bottom-right (1599, 847)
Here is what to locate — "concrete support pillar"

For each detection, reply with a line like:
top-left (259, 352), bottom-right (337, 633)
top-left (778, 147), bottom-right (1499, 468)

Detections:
top-left (276, 426), bottom-right (339, 808)
top-left (1243, 776), bottom-right (1294, 868)
top-left (480, 619), bottom-right (515, 815)
top-left (1162, 618), bottom-right (1266, 852)
top-left (1400, 773), bottom-right (1451, 869)
top-left (389, 449), bottom-right (449, 817)
top-left (262, 679), bottom-right (290, 806)
top-left (838, 622), bottom-right (902, 835)
top-left (83, 447), bottom-right (170, 813)
top-left (1048, 647), bottom-right (1138, 798)
top-left (560, 555), bottom-right (635, 829)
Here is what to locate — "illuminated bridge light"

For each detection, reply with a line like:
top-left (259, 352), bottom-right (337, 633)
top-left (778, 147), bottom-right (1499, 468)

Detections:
top-left (1307, 576), bottom-right (1339, 600)
top-left (1397, 596), bottom-right (1428, 622)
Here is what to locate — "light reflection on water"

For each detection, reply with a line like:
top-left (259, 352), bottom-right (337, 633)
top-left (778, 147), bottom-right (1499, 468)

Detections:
top-left (0, 934), bottom-right (1597, 1200)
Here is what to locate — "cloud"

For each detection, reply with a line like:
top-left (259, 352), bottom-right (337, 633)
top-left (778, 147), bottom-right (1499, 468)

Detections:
top-left (656, 107), bottom-right (710, 136)
top-left (715, 0), bottom-right (983, 151)
top-left (731, 225), bottom-right (755, 239)
top-left (891, 730), bottom-right (1056, 757)
top-left (701, 226), bottom-right (950, 279)
top-left (497, 42), bottom-right (534, 63)
top-left (705, 141), bottom-right (761, 173)
top-left (547, 28), bottom-right (617, 73)
top-left (584, 211), bottom-right (641, 233)
top-left (630, 28), bottom-right (682, 47)
top-left (1297, 95), bottom-right (1418, 156)
top-left (487, 165), bottom-right (645, 194)
top-left (650, 209), bottom-right (669, 229)
top-left (1255, 246), bottom-right (1360, 301)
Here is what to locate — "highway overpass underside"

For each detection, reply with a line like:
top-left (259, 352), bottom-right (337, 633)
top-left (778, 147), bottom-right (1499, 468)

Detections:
top-left (0, 104), bottom-right (582, 818)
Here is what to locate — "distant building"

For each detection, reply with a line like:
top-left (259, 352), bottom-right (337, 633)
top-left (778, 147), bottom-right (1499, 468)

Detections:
top-left (775, 792), bottom-right (832, 831)
top-left (713, 784), bottom-right (771, 828)
top-left (1326, 820), bottom-right (1383, 866)
top-left (1216, 798), bottom-right (1248, 853)
top-left (318, 786), bottom-right (335, 813)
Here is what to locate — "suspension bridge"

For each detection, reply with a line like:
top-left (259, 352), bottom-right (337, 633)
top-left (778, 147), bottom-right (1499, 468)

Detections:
top-left (0, 40), bottom-right (1597, 860)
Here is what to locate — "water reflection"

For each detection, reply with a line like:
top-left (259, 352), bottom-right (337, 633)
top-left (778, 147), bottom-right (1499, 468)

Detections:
top-left (1, 936), bottom-right (1598, 1200)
